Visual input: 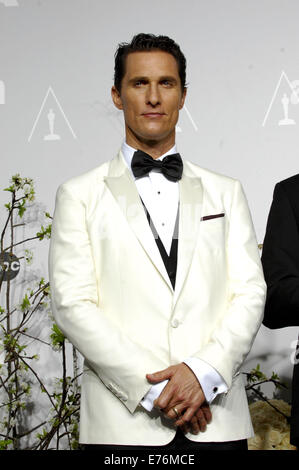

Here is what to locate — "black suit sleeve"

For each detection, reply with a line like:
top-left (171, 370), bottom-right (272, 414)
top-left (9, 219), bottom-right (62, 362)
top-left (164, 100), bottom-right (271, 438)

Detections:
top-left (262, 182), bottom-right (299, 328)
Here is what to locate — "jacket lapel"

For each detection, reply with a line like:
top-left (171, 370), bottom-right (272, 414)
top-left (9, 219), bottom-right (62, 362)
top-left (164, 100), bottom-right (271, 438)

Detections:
top-left (104, 151), bottom-right (173, 291)
top-left (173, 169), bottom-right (203, 306)
top-left (104, 151), bottom-right (203, 301)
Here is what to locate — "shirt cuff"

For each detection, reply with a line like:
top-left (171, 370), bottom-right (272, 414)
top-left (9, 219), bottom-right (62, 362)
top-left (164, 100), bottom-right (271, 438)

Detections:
top-left (140, 379), bottom-right (168, 412)
top-left (183, 357), bottom-right (228, 403)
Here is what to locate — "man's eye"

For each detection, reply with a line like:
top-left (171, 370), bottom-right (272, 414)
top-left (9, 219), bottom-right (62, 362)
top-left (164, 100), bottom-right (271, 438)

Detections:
top-left (135, 80), bottom-right (146, 86)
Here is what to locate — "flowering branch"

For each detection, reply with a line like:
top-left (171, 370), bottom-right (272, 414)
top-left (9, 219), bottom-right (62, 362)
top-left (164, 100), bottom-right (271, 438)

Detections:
top-left (244, 364), bottom-right (290, 421)
top-left (0, 175), bottom-right (80, 450)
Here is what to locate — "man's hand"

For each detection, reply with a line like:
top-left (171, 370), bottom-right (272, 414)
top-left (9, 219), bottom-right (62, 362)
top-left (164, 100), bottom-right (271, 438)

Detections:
top-left (179, 403), bottom-right (212, 435)
top-left (146, 363), bottom-right (212, 434)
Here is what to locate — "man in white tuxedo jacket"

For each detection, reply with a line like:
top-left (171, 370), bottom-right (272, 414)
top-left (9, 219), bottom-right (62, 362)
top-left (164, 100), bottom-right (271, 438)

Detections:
top-left (49, 33), bottom-right (266, 451)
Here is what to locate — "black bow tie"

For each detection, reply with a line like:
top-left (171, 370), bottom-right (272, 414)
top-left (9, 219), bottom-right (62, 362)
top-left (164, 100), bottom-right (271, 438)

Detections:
top-left (131, 150), bottom-right (183, 182)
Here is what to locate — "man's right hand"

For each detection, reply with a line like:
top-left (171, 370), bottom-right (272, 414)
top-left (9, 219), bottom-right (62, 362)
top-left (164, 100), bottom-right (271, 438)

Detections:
top-left (162, 400), bottom-right (212, 435)
top-left (178, 402), bottom-right (212, 435)
top-left (147, 363), bottom-right (212, 434)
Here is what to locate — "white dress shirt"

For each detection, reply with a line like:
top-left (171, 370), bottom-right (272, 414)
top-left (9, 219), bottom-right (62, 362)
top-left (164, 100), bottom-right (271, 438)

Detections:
top-left (121, 141), bottom-right (228, 411)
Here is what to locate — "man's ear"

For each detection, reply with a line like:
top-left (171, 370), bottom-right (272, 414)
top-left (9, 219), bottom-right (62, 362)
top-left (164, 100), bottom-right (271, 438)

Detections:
top-left (179, 87), bottom-right (187, 110)
top-left (111, 86), bottom-right (123, 110)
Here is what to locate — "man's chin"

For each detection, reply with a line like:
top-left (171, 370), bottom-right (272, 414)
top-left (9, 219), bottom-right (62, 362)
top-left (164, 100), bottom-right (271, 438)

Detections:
top-left (137, 130), bottom-right (175, 145)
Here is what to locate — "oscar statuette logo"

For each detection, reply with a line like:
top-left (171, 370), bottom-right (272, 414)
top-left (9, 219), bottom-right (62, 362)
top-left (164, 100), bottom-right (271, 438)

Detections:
top-left (0, 252), bottom-right (20, 282)
top-left (28, 86), bottom-right (77, 142)
top-left (44, 108), bottom-right (60, 141)
top-left (262, 70), bottom-right (299, 127)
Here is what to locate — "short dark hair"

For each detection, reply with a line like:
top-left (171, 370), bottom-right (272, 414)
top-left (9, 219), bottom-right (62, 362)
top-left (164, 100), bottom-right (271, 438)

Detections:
top-left (114, 33), bottom-right (187, 93)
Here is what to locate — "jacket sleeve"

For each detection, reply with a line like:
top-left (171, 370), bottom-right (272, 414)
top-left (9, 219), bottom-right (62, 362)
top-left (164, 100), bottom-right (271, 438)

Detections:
top-left (191, 180), bottom-right (266, 389)
top-left (48, 183), bottom-right (167, 413)
top-left (262, 182), bottom-right (299, 328)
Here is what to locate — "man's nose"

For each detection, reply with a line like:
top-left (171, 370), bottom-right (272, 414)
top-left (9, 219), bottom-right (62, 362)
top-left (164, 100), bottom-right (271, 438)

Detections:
top-left (146, 83), bottom-right (161, 106)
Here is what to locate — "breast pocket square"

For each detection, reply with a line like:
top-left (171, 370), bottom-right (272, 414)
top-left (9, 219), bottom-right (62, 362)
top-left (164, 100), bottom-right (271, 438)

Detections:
top-left (201, 213), bottom-right (225, 221)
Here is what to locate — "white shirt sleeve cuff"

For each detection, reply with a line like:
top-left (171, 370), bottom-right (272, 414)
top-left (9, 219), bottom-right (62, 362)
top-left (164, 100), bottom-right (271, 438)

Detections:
top-left (140, 379), bottom-right (168, 412)
top-left (183, 357), bottom-right (228, 403)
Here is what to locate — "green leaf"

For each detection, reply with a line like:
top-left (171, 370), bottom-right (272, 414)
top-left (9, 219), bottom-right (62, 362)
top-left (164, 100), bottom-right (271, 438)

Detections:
top-left (0, 439), bottom-right (13, 450)
top-left (50, 324), bottom-right (65, 348)
top-left (36, 224), bottom-right (52, 241)
top-left (24, 249), bottom-right (34, 265)
top-left (4, 185), bottom-right (15, 193)
top-left (21, 294), bottom-right (30, 311)
top-left (18, 199), bottom-right (26, 218)
top-left (18, 206), bottom-right (26, 218)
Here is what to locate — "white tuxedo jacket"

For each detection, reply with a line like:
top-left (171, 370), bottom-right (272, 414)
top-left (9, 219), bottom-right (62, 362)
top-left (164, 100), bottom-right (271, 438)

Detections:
top-left (49, 151), bottom-right (266, 445)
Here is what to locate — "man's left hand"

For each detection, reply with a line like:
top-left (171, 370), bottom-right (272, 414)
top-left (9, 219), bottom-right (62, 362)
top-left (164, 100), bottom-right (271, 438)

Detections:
top-left (146, 363), bottom-right (209, 430)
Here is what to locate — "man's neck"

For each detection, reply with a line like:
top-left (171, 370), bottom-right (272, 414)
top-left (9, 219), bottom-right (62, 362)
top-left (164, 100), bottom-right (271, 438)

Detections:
top-left (125, 133), bottom-right (176, 160)
top-left (123, 141), bottom-right (176, 161)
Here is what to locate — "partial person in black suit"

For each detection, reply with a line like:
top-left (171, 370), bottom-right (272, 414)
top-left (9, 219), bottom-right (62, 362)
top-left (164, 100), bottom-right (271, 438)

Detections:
top-left (262, 174), bottom-right (299, 448)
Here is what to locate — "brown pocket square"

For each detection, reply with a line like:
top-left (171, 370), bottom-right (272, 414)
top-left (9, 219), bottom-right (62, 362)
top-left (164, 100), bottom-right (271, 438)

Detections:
top-left (201, 213), bottom-right (225, 221)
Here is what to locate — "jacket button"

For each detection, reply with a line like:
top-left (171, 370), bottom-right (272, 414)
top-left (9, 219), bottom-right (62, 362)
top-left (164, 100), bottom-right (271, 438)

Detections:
top-left (171, 319), bottom-right (179, 328)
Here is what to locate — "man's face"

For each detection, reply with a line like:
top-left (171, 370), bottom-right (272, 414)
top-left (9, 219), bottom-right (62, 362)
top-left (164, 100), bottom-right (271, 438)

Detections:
top-left (111, 50), bottom-right (186, 148)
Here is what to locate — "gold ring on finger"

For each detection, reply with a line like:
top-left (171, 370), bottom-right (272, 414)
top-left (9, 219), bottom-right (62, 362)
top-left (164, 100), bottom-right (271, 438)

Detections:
top-left (173, 407), bottom-right (180, 419)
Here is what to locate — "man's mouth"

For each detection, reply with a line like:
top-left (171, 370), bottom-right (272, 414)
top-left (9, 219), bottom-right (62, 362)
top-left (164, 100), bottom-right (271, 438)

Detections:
top-left (142, 113), bottom-right (165, 118)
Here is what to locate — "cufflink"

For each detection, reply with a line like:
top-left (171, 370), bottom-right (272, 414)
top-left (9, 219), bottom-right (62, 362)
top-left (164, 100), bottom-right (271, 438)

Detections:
top-left (213, 387), bottom-right (218, 393)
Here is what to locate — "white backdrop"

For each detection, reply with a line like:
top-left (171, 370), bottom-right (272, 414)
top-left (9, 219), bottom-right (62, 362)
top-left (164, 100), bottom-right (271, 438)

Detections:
top-left (1, 0), bottom-right (299, 404)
